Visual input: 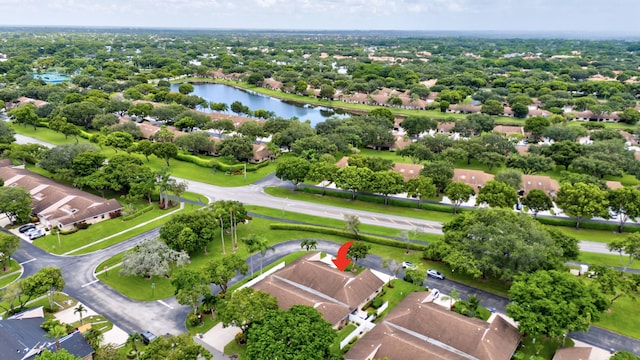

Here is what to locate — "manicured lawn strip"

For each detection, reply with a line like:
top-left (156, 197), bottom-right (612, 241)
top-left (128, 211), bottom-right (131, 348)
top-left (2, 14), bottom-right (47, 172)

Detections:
top-left (246, 205), bottom-right (442, 243)
top-left (0, 259), bottom-right (20, 275)
top-left (595, 296), bottom-right (640, 339)
top-left (552, 227), bottom-right (628, 244)
top-left (330, 324), bottom-right (357, 355)
top-left (68, 314), bottom-right (114, 333)
top-left (577, 252), bottom-right (640, 270)
top-left (517, 336), bottom-right (574, 360)
top-left (34, 204), bottom-right (182, 254)
top-left (264, 186), bottom-right (455, 223)
top-left (373, 280), bottom-right (423, 320)
top-left (224, 340), bottom-right (246, 359)
top-left (0, 271), bottom-right (22, 288)
top-left (11, 124), bottom-right (90, 145)
top-left (97, 253), bottom-right (125, 272)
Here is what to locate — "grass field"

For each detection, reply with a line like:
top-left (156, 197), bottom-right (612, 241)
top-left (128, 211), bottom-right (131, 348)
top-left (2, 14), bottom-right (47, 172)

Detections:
top-left (578, 252), bottom-right (640, 270)
top-left (0, 260), bottom-right (22, 288)
top-left (264, 186), bottom-right (455, 223)
top-left (596, 296), bottom-right (640, 339)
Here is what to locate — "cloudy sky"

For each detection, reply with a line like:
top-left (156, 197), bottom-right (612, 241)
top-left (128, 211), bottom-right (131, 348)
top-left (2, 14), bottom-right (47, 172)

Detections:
top-left (1, 0), bottom-right (638, 35)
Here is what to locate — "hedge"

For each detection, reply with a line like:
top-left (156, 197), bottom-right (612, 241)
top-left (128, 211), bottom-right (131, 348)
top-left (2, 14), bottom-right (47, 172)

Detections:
top-left (174, 153), bottom-right (269, 172)
top-left (121, 204), bottom-right (154, 221)
top-left (269, 223), bottom-right (429, 251)
top-left (298, 186), bottom-right (456, 213)
top-left (535, 216), bottom-right (640, 233)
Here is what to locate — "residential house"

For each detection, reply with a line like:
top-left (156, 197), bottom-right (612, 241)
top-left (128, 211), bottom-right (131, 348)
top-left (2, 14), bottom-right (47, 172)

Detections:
top-left (0, 164), bottom-right (122, 231)
top-left (7, 97), bottom-right (49, 110)
top-left (606, 181), bottom-right (624, 190)
top-left (393, 163), bottom-right (423, 181)
top-left (251, 143), bottom-right (274, 163)
top-left (552, 347), bottom-right (593, 360)
top-left (391, 135), bottom-right (412, 151)
top-left (0, 307), bottom-right (94, 360)
top-left (493, 125), bottom-right (525, 137)
top-left (345, 292), bottom-right (521, 360)
top-left (453, 169), bottom-right (495, 193)
top-left (252, 254), bottom-right (384, 328)
top-left (521, 174), bottom-right (560, 197)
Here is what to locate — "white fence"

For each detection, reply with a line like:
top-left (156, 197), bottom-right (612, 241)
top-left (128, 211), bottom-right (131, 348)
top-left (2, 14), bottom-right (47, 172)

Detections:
top-left (238, 261), bottom-right (285, 290)
top-left (340, 314), bottom-right (378, 349)
top-left (376, 301), bottom-right (389, 316)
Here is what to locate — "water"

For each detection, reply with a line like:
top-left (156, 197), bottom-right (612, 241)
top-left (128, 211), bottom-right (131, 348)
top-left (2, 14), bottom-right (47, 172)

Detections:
top-left (32, 72), bottom-right (71, 83)
top-left (170, 83), bottom-right (349, 126)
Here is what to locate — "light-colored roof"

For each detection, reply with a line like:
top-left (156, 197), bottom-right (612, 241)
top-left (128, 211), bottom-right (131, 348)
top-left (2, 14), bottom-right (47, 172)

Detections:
top-left (552, 347), bottom-right (592, 360)
top-left (522, 174), bottom-right (560, 195)
top-left (393, 162), bottom-right (424, 181)
top-left (453, 169), bottom-right (494, 192)
top-left (493, 125), bottom-right (524, 136)
top-left (606, 181), bottom-right (624, 190)
top-left (346, 292), bottom-right (521, 360)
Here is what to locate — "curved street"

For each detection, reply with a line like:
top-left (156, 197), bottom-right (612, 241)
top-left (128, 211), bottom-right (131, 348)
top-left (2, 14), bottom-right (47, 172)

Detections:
top-left (9, 134), bottom-right (639, 355)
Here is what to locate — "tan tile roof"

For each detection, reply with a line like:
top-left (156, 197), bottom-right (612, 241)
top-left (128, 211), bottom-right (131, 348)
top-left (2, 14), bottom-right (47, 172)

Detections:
top-left (263, 78), bottom-right (283, 90)
top-left (493, 125), bottom-right (524, 136)
top-left (0, 165), bottom-right (122, 227)
top-left (552, 347), bottom-right (592, 360)
top-left (453, 169), bottom-right (494, 192)
top-left (347, 292), bottom-right (521, 360)
top-left (11, 96), bottom-right (49, 108)
top-left (252, 143), bottom-right (272, 162)
top-left (437, 122), bottom-right (456, 133)
top-left (253, 254), bottom-right (383, 326)
top-left (522, 174), bottom-right (560, 196)
top-left (393, 163), bottom-right (424, 181)
top-left (606, 181), bottom-right (624, 190)
top-left (392, 135), bottom-right (413, 151)
top-left (336, 156), bottom-right (349, 169)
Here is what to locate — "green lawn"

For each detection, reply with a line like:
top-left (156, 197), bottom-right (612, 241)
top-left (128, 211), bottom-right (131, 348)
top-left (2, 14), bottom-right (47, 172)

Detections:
top-left (34, 202), bottom-right (185, 254)
top-left (330, 324), bottom-right (357, 355)
top-left (515, 336), bottom-right (575, 360)
top-left (264, 186), bottom-right (455, 223)
top-left (224, 339), bottom-right (246, 359)
top-left (0, 260), bottom-right (22, 288)
top-left (11, 124), bottom-right (90, 146)
top-left (373, 279), bottom-right (423, 319)
top-left (552, 226), bottom-right (629, 244)
top-left (247, 205), bottom-right (442, 243)
top-left (578, 252), bottom-right (640, 270)
top-left (68, 314), bottom-right (114, 333)
top-left (596, 296), bottom-right (640, 339)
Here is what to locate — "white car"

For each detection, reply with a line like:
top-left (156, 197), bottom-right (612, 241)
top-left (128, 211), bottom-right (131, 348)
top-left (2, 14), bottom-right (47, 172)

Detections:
top-left (426, 269), bottom-right (445, 280)
top-left (402, 261), bottom-right (417, 270)
top-left (28, 229), bottom-right (45, 240)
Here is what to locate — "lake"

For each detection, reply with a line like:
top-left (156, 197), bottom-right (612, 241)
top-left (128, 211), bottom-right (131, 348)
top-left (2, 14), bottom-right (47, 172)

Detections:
top-left (170, 83), bottom-right (349, 126)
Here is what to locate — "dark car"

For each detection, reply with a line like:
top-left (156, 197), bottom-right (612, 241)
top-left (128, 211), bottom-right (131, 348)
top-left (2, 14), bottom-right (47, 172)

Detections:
top-left (19, 224), bottom-right (36, 233)
top-left (140, 330), bottom-right (157, 344)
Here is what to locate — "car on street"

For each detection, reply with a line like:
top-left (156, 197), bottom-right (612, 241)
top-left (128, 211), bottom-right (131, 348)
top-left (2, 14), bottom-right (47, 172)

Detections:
top-left (426, 269), bottom-right (445, 280)
top-left (402, 261), bottom-right (417, 270)
top-left (19, 223), bottom-right (36, 233)
top-left (140, 330), bottom-right (157, 344)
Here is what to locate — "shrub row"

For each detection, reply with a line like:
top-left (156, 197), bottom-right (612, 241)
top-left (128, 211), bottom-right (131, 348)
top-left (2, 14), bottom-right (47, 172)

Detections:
top-left (174, 153), bottom-right (269, 173)
top-left (269, 223), bottom-right (428, 251)
top-left (121, 204), bottom-right (155, 221)
top-left (298, 186), bottom-right (456, 213)
top-left (535, 216), bottom-right (640, 233)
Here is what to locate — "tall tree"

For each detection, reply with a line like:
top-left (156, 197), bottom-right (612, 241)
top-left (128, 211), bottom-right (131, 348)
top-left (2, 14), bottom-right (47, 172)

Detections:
top-left (369, 171), bottom-right (405, 205)
top-left (334, 166), bottom-right (374, 200)
top-left (444, 181), bottom-right (475, 214)
top-left (608, 187), bottom-right (640, 233)
top-left (344, 214), bottom-right (361, 239)
top-left (347, 241), bottom-right (371, 270)
top-left (306, 161), bottom-right (339, 195)
top-left (216, 135), bottom-right (253, 162)
top-left (0, 233), bottom-right (19, 271)
top-left (556, 182), bottom-right (609, 229)
top-left (171, 268), bottom-right (210, 315)
top-left (217, 288), bottom-right (278, 334)
top-left (245, 306), bottom-right (336, 360)
top-left (507, 154), bottom-right (555, 175)
top-left (607, 234), bottom-right (640, 271)
top-left (275, 156), bottom-right (310, 190)
top-left (300, 239), bottom-right (318, 251)
top-left (477, 180), bottom-right (518, 209)
top-left (242, 234), bottom-right (275, 275)
top-left (522, 189), bottom-right (553, 217)
top-left (120, 238), bottom-right (190, 279)
top-left (8, 103), bottom-right (39, 130)
top-left (151, 142), bottom-right (178, 166)
top-left (406, 176), bottom-right (436, 209)
top-left (0, 185), bottom-right (32, 224)
top-left (507, 270), bottom-right (608, 338)
top-left (73, 304), bottom-right (87, 325)
top-left (589, 265), bottom-right (640, 305)
top-left (206, 254), bottom-right (248, 294)
top-left (420, 160), bottom-right (454, 195)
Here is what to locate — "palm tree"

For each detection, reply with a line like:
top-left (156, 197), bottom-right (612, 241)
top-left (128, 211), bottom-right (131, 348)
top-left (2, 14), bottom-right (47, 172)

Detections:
top-left (126, 332), bottom-right (142, 352)
top-left (74, 304), bottom-right (87, 325)
top-left (464, 294), bottom-right (481, 318)
top-left (449, 288), bottom-right (461, 310)
top-left (83, 328), bottom-right (103, 351)
top-left (300, 239), bottom-right (318, 251)
top-left (47, 324), bottom-right (68, 350)
top-left (242, 234), bottom-right (275, 275)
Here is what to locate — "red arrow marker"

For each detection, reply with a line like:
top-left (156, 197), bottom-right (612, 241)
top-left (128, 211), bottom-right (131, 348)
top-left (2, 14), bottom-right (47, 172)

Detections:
top-left (332, 241), bottom-right (353, 272)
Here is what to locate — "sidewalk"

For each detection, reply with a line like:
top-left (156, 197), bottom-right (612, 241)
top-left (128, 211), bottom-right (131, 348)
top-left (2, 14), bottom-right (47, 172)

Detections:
top-left (199, 322), bottom-right (241, 354)
top-left (64, 202), bottom-right (185, 255)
